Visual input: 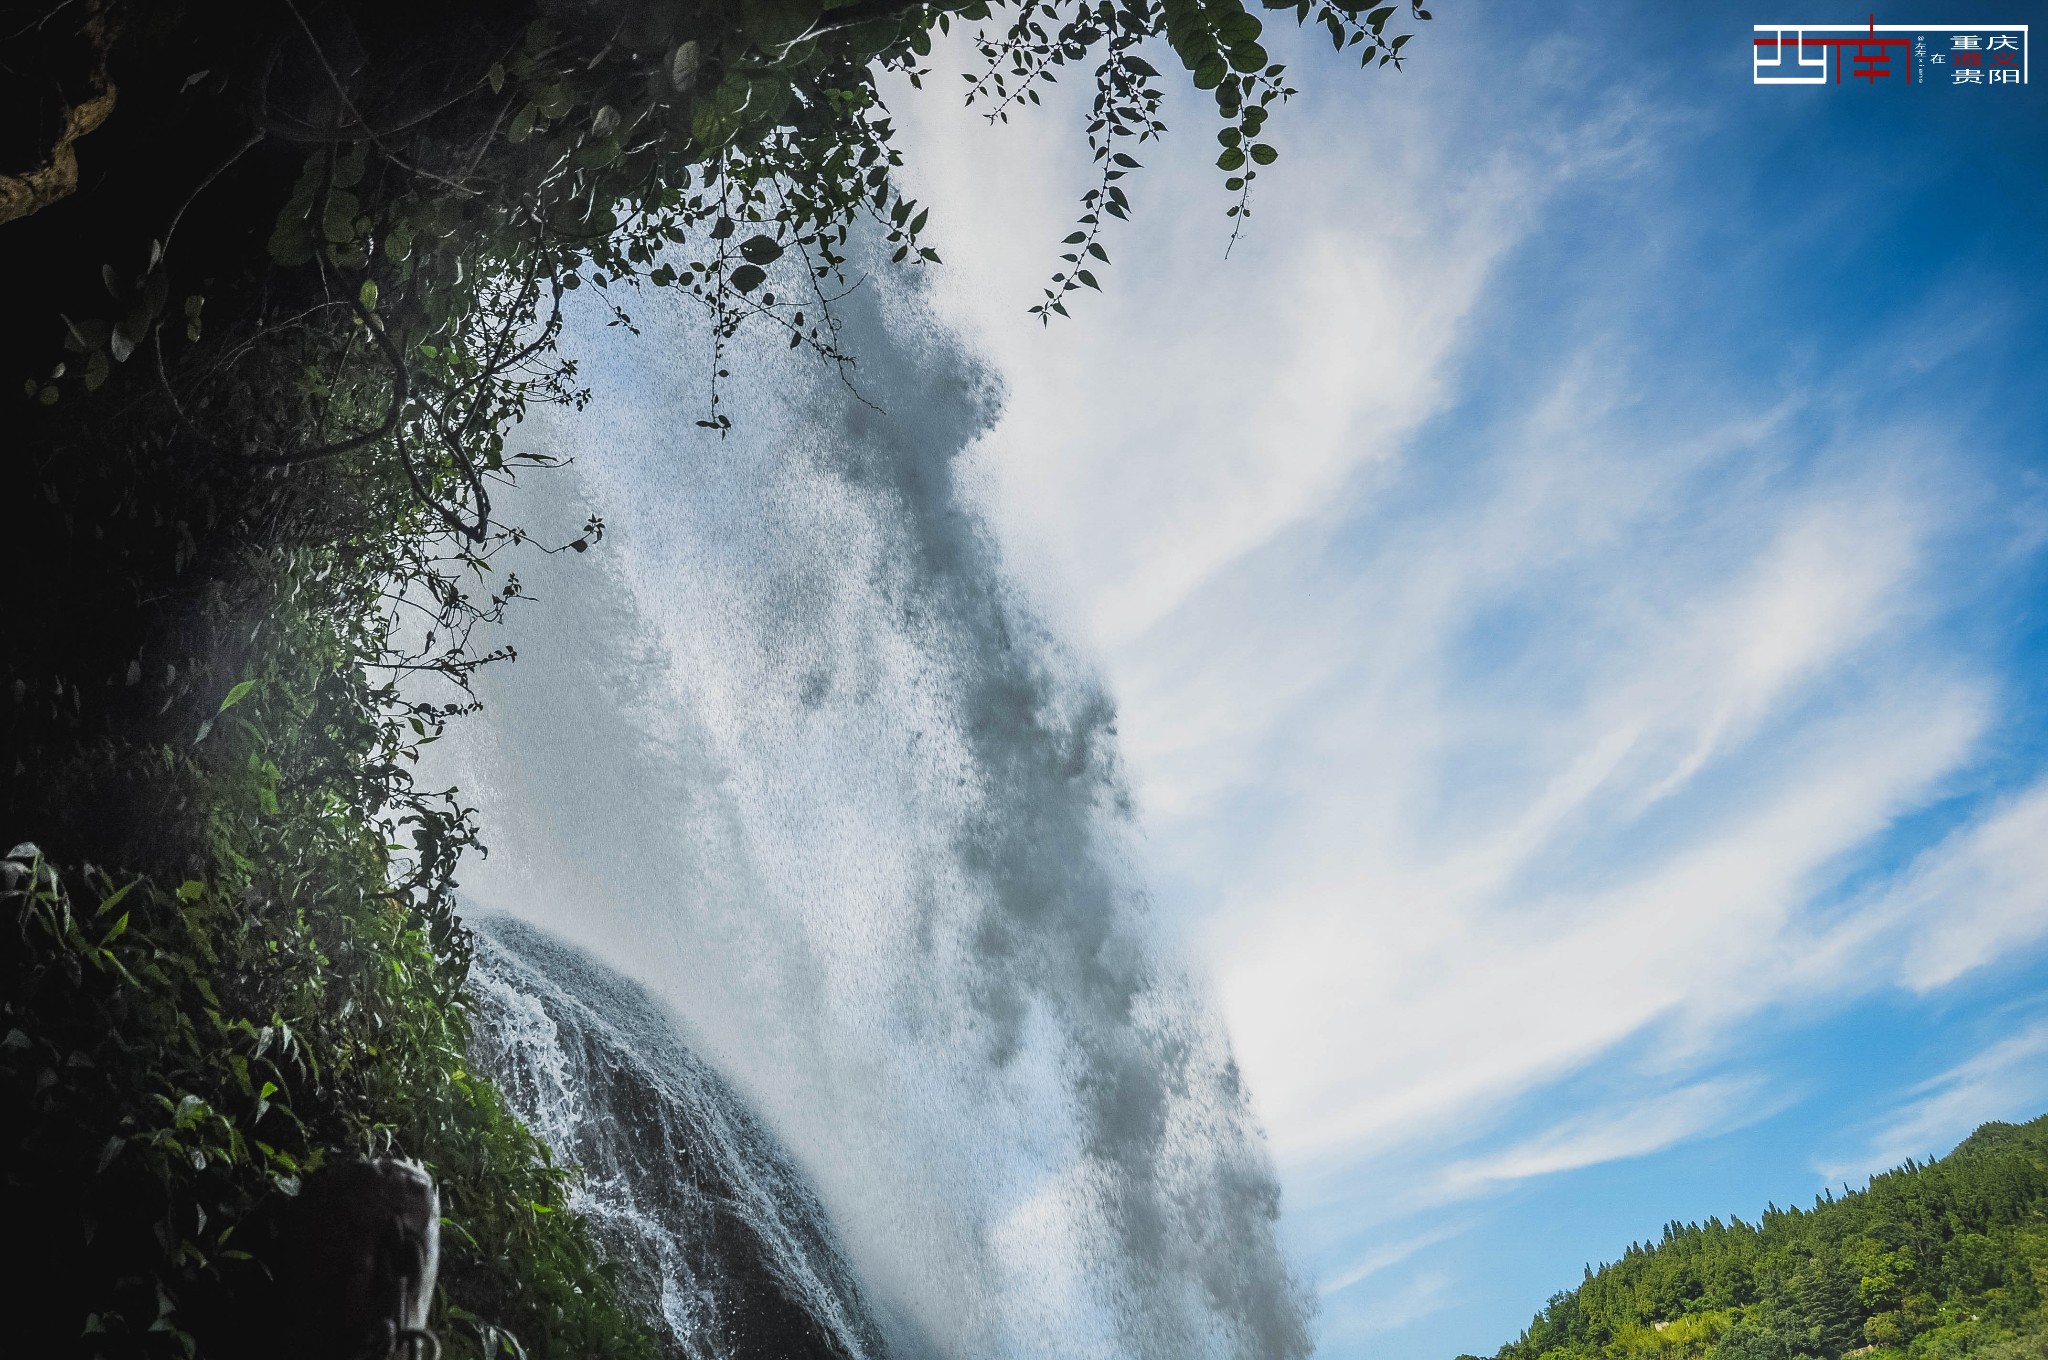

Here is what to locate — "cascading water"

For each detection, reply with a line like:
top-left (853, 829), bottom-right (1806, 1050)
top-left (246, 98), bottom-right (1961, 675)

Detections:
top-left (422, 269), bottom-right (1313, 1360)
top-left (469, 915), bottom-right (888, 1360)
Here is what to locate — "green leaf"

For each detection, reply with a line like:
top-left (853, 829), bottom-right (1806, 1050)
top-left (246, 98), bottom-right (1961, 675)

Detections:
top-left (536, 83), bottom-right (574, 119)
top-left (1218, 12), bottom-right (1263, 45)
top-left (507, 102), bottom-right (538, 143)
top-left (1125, 55), bottom-right (1161, 77)
top-left (670, 41), bottom-right (701, 92)
top-left (576, 136), bottom-right (622, 169)
top-left (738, 234), bottom-right (784, 266)
top-left (740, 0), bottom-right (823, 48)
top-left (730, 264), bottom-right (767, 292)
top-left (97, 877), bottom-right (137, 916)
top-left (218, 679), bottom-right (256, 713)
top-left (1249, 142), bottom-right (1278, 164)
top-left (1076, 269), bottom-right (1100, 290)
top-left (487, 62), bottom-right (505, 93)
top-left (358, 280), bottom-right (379, 312)
top-left (176, 880), bottom-right (204, 902)
top-left (62, 314), bottom-right (110, 351)
top-left (1217, 147), bottom-right (1246, 171)
top-left (330, 143), bottom-right (368, 190)
top-left (1193, 54), bottom-right (1229, 89)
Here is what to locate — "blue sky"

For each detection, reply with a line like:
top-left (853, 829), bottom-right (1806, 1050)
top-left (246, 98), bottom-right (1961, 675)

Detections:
top-left (887, 3), bottom-right (2048, 1358)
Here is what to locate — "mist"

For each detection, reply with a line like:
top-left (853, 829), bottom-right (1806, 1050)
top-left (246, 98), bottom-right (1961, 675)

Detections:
top-left (417, 271), bottom-right (1314, 1360)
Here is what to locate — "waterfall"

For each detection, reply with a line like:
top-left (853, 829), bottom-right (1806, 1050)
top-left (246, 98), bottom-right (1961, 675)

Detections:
top-left (420, 268), bottom-right (1313, 1360)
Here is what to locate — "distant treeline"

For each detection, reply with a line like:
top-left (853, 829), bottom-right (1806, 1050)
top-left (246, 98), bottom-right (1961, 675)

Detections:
top-left (1467, 1115), bottom-right (2048, 1360)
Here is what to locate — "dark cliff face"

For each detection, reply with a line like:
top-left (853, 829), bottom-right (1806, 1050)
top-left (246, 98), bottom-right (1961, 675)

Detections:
top-left (469, 915), bottom-right (891, 1360)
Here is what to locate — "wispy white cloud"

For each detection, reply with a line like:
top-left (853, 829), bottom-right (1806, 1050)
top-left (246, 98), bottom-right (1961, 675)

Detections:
top-left (1333, 1269), bottom-right (1455, 1339)
top-left (893, 22), bottom-right (1646, 655)
top-left (1434, 1078), bottom-right (1785, 1198)
top-left (1751, 775), bottom-right (2048, 1029)
top-left (1214, 667), bottom-right (1984, 1166)
top-left (1320, 1224), bottom-right (1466, 1298)
top-left (1822, 1021), bottom-right (2048, 1183)
top-left (1889, 779), bottom-right (2048, 991)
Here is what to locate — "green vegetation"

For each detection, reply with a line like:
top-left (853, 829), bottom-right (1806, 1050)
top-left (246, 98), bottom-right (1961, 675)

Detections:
top-left (1470, 1117), bottom-right (2048, 1360)
top-left (2, 534), bottom-right (659, 1358)
top-left (3, 0), bottom-right (1431, 1355)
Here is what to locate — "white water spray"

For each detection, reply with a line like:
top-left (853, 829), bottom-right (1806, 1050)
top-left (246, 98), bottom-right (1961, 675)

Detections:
top-left (424, 274), bottom-right (1311, 1360)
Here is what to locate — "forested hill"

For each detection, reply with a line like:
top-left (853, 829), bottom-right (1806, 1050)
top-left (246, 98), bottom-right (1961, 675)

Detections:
top-left (1467, 1115), bottom-right (2048, 1360)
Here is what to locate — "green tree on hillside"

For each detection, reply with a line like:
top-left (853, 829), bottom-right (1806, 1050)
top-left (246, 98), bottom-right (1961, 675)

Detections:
top-left (1480, 1118), bottom-right (2048, 1360)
